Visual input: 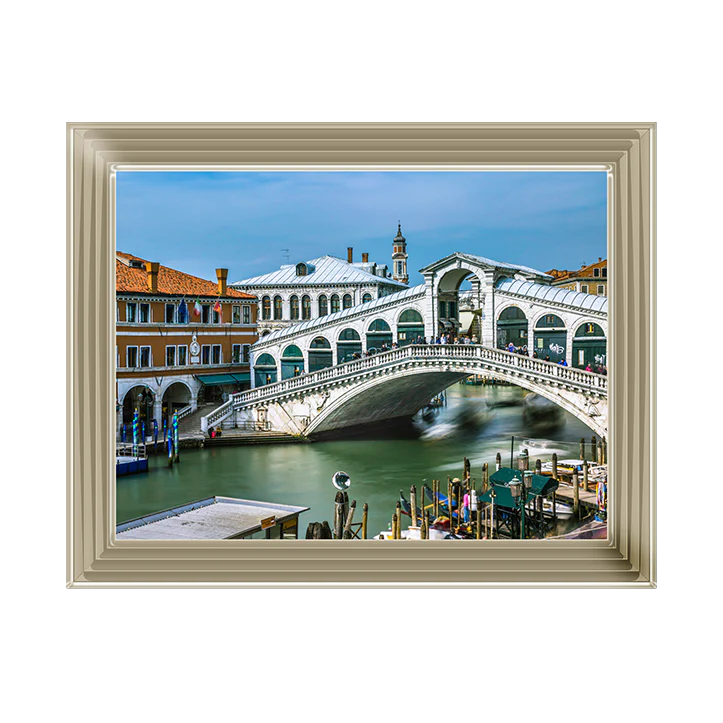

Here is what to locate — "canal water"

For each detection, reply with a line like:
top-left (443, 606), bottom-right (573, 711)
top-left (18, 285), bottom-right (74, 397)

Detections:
top-left (116, 382), bottom-right (596, 537)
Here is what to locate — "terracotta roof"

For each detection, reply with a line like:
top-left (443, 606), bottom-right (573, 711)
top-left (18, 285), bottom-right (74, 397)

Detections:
top-left (547, 259), bottom-right (607, 283)
top-left (116, 252), bottom-right (255, 300)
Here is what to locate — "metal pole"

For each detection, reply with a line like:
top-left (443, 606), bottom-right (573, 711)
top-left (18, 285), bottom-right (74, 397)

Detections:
top-left (510, 436), bottom-right (514, 468)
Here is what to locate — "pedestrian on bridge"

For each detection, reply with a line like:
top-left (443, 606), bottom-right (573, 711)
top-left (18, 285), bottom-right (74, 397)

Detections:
top-left (508, 342), bottom-right (515, 353)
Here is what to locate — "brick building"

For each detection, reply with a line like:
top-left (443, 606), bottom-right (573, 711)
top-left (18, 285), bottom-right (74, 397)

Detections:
top-left (116, 252), bottom-right (257, 439)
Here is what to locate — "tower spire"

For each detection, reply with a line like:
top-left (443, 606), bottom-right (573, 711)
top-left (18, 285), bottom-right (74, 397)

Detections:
top-left (392, 221), bottom-right (408, 284)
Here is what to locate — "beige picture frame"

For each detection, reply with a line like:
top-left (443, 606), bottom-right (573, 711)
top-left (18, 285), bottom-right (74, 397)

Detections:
top-left (67, 122), bottom-right (655, 588)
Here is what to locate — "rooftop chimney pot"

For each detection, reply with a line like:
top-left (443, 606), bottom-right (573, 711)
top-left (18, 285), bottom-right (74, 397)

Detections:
top-left (145, 261), bottom-right (160, 293)
top-left (347, 247), bottom-right (353, 263)
top-left (216, 268), bottom-right (228, 296)
top-left (362, 252), bottom-right (369, 263)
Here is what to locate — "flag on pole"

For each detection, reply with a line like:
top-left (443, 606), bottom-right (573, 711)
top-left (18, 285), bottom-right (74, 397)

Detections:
top-left (213, 300), bottom-right (222, 322)
top-left (193, 298), bottom-right (202, 317)
top-left (178, 297), bottom-right (188, 322)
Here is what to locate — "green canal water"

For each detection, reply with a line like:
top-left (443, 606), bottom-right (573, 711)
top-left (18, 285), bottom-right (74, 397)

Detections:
top-left (116, 382), bottom-right (596, 537)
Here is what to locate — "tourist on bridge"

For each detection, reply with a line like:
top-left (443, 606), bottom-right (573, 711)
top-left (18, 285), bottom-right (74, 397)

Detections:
top-left (472, 335), bottom-right (478, 344)
top-left (558, 358), bottom-right (568, 366)
top-left (507, 342), bottom-right (515, 353)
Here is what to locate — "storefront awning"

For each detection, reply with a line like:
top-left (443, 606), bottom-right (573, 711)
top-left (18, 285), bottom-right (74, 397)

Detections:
top-left (196, 373), bottom-right (250, 386)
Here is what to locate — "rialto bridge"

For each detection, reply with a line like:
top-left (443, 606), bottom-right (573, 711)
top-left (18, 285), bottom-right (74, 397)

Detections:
top-left (201, 252), bottom-right (609, 438)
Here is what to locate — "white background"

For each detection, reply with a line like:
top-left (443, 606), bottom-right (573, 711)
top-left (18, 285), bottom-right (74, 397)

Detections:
top-left (1, 2), bottom-right (718, 721)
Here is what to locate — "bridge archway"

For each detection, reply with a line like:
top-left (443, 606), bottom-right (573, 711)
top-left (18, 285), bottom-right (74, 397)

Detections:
top-left (337, 328), bottom-right (362, 363)
top-left (533, 313), bottom-right (567, 363)
top-left (573, 322), bottom-right (607, 369)
top-left (162, 381), bottom-right (192, 425)
top-left (281, 344), bottom-right (304, 379)
top-left (396, 308), bottom-right (425, 346)
top-left (496, 305), bottom-right (529, 350)
top-left (305, 362), bottom-right (604, 438)
top-left (254, 353), bottom-right (278, 386)
top-left (121, 384), bottom-right (155, 426)
top-left (366, 318), bottom-right (392, 352)
top-left (308, 336), bottom-right (333, 372)
top-left (435, 265), bottom-right (484, 337)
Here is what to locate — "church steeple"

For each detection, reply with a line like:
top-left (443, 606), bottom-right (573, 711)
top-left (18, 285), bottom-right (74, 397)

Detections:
top-left (392, 222), bottom-right (409, 284)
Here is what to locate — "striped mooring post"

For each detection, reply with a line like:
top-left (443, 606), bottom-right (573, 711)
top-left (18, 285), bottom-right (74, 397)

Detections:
top-left (173, 412), bottom-right (180, 463)
top-left (121, 424), bottom-right (126, 443)
top-left (132, 409), bottom-right (139, 457)
top-left (167, 433), bottom-right (173, 467)
top-left (153, 419), bottom-right (159, 452)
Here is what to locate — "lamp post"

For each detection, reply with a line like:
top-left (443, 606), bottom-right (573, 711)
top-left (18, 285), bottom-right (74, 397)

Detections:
top-left (509, 473), bottom-right (533, 540)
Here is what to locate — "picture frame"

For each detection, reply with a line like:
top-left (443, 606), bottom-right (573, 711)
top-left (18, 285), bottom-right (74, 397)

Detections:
top-left (67, 122), bottom-right (655, 588)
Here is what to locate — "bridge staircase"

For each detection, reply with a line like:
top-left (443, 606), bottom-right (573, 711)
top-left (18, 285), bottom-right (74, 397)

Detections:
top-left (177, 402), bottom-right (217, 437)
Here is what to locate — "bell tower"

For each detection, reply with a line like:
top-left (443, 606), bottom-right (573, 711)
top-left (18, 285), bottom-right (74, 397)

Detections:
top-left (392, 222), bottom-right (409, 284)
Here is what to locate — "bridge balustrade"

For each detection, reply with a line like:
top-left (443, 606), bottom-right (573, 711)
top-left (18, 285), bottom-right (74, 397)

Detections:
top-left (202, 345), bottom-right (607, 428)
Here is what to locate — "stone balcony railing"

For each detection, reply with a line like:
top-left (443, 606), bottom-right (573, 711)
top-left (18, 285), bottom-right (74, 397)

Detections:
top-left (202, 344), bottom-right (607, 430)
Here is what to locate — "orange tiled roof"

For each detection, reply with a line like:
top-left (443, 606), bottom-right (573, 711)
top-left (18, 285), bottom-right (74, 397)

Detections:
top-left (116, 252), bottom-right (255, 300)
top-left (547, 258), bottom-right (607, 283)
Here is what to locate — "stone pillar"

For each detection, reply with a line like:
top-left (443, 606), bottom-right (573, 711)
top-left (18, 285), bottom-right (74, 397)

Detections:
top-left (153, 397), bottom-right (163, 428)
top-left (480, 272), bottom-right (496, 347)
top-left (566, 324), bottom-right (574, 367)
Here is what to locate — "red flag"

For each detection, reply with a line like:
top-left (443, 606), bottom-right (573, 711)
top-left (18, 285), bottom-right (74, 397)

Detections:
top-left (213, 300), bottom-right (222, 321)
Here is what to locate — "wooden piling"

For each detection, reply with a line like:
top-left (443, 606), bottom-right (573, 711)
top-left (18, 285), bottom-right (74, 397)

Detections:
top-left (552, 453), bottom-right (558, 480)
top-left (362, 503), bottom-right (368, 540)
top-left (463, 456), bottom-right (471, 481)
top-left (580, 437), bottom-right (586, 460)
top-left (433, 479), bottom-right (439, 519)
top-left (495, 452), bottom-right (501, 471)
top-left (333, 491), bottom-right (346, 539)
top-left (410, 485), bottom-right (418, 527)
top-left (392, 513), bottom-right (398, 540)
top-left (475, 507), bottom-right (481, 540)
top-left (395, 502), bottom-right (402, 539)
top-left (602, 437), bottom-right (607, 464)
top-left (583, 460), bottom-right (589, 492)
top-left (342, 500), bottom-right (357, 538)
top-left (591, 436), bottom-right (597, 464)
top-left (490, 490), bottom-right (496, 539)
top-left (572, 470), bottom-right (580, 519)
top-left (482, 462), bottom-right (489, 492)
top-left (535, 458), bottom-right (542, 475)
top-left (447, 480), bottom-right (453, 525)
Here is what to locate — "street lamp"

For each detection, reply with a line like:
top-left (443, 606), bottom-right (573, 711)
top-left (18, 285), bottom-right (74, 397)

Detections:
top-left (509, 473), bottom-right (533, 539)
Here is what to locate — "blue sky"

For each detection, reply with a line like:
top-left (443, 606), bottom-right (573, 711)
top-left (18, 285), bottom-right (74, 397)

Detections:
top-left (116, 171), bottom-right (607, 286)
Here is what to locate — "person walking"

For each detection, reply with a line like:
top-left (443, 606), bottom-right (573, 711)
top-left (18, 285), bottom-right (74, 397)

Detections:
top-left (508, 342), bottom-right (515, 353)
top-left (462, 489), bottom-right (471, 524)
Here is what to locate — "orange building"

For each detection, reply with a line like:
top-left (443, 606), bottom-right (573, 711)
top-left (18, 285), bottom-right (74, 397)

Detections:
top-left (547, 257), bottom-right (608, 296)
top-left (116, 252), bottom-right (257, 439)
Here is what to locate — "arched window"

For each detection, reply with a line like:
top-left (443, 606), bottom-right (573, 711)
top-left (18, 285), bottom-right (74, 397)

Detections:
top-left (310, 336), bottom-right (331, 349)
top-left (368, 319), bottom-right (391, 332)
top-left (290, 295), bottom-right (299, 320)
top-left (273, 296), bottom-right (283, 320)
top-left (318, 295), bottom-right (328, 317)
top-left (535, 314), bottom-right (565, 329)
top-left (262, 296), bottom-right (271, 321)
top-left (342, 293), bottom-right (352, 310)
top-left (398, 309), bottom-right (423, 323)
top-left (362, 293), bottom-right (373, 303)
top-left (301, 295), bottom-right (311, 320)
top-left (295, 263), bottom-right (308, 276)
top-left (330, 294), bottom-right (340, 313)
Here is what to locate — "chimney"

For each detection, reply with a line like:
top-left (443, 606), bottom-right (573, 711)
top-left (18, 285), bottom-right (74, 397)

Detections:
top-left (598, 257), bottom-right (602, 263)
top-left (145, 261), bottom-right (159, 293)
top-left (347, 247), bottom-right (353, 263)
top-left (216, 268), bottom-right (228, 296)
top-left (362, 252), bottom-right (369, 263)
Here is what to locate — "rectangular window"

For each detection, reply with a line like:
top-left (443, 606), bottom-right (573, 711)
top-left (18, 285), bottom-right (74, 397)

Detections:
top-left (140, 303), bottom-right (150, 323)
top-left (126, 302), bottom-right (137, 322)
top-left (213, 307), bottom-right (221, 324)
top-left (578, 350), bottom-right (585, 365)
top-left (201, 345), bottom-right (211, 365)
top-left (127, 346), bottom-right (138, 367)
top-left (593, 268), bottom-right (600, 277)
top-left (602, 267), bottom-right (607, 277)
top-left (139, 346), bottom-right (151, 368)
top-left (178, 345), bottom-right (188, 366)
top-left (520, 329), bottom-right (527, 338)
top-left (212, 345), bottom-right (221, 365)
top-left (201, 305), bottom-right (211, 323)
top-left (166, 346), bottom-right (176, 367)
top-left (232, 344), bottom-right (241, 364)
top-left (243, 305), bottom-right (250, 324)
top-left (597, 285), bottom-right (604, 295)
top-left (232, 305), bottom-right (241, 324)
top-left (545, 315), bottom-right (555, 325)
top-left (581, 285), bottom-right (588, 293)
top-left (165, 303), bottom-right (176, 323)
top-left (242, 344), bottom-right (250, 363)
top-left (537, 338), bottom-right (544, 349)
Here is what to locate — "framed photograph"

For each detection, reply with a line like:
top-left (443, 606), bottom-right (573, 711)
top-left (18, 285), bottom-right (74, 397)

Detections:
top-left (67, 123), bottom-right (655, 587)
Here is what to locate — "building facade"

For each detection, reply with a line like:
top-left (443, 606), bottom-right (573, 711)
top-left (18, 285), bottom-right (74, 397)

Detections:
top-left (231, 246), bottom-right (407, 338)
top-left (116, 252), bottom-right (257, 438)
top-left (547, 258), bottom-right (608, 296)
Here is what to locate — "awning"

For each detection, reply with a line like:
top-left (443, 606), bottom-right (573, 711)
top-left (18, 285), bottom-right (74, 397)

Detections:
top-left (196, 373), bottom-right (250, 386)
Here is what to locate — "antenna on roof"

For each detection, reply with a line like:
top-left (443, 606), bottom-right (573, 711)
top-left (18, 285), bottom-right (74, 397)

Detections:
top-left (281, 249), bottom-right (290, 262)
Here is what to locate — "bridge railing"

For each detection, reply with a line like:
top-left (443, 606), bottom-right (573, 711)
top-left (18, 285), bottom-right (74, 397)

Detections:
top-left (202, 344), bottom-right (607, 429)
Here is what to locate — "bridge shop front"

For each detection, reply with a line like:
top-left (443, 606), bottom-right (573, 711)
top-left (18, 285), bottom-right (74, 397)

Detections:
top-left (572, 323), bottom-right (607, 369)
top-left (533, 314), bottom-right (567, 363)
top-left (280, 344), bottom-right (304, 379)
top-left (396, 309), bottom-right (425, 346)
top-left (366, 319), bottom-right (393, 352)
top-left (496, 306), bottom-right (529, 349)
top-left (337, 328), bottom-right (362, 363)
top-left (309, 336), bottom-right (334, 372)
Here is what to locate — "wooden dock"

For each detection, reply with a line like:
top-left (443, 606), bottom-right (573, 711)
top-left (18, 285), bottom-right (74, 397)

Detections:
top-left (554, 483), bottom-right (598, 508)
